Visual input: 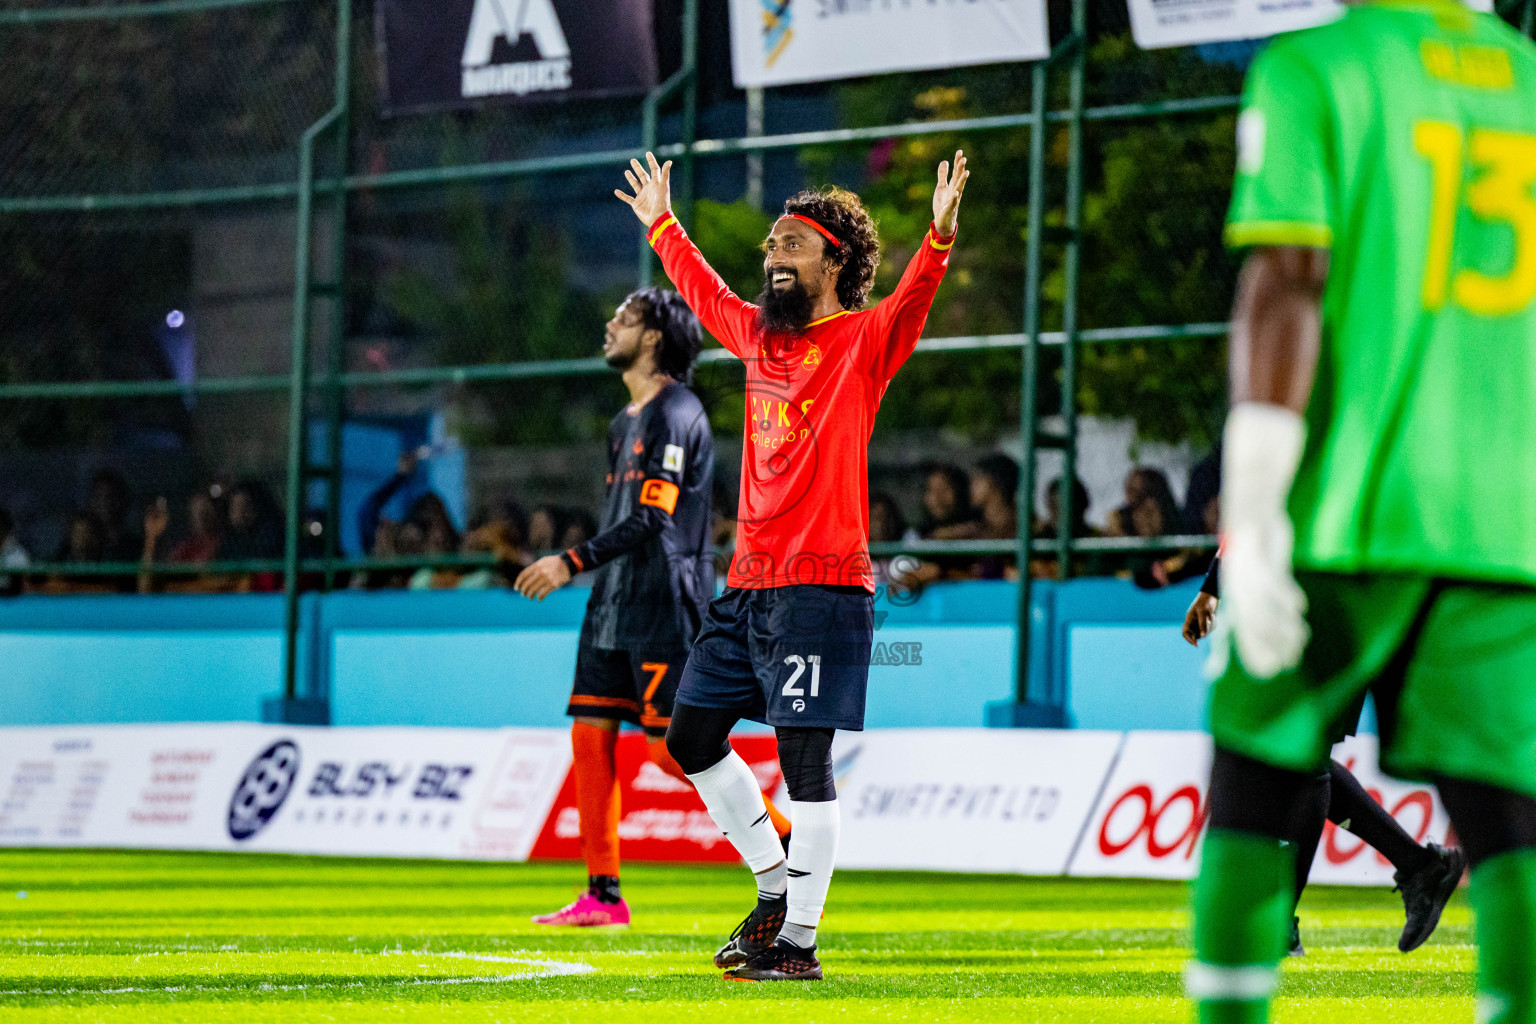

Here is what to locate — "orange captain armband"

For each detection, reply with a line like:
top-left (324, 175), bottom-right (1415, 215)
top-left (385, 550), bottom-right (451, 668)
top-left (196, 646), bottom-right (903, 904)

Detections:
top-left (639, 478), bottom-right (680, 514)
top-left (647, 214), bottom-right (679, 247)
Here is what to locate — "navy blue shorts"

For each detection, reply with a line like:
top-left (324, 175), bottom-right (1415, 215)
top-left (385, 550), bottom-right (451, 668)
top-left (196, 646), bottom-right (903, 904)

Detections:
top-left (569, 642), bottom-right (683, 735)
top-left (676, 584), bottom-right (874, 731)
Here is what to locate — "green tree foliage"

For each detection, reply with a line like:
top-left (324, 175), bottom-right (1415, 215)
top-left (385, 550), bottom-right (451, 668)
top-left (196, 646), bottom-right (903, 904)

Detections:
top-left (775, 38), bottom-right (1245, 446)
top-left (381, 186), bottom-right (615, 445)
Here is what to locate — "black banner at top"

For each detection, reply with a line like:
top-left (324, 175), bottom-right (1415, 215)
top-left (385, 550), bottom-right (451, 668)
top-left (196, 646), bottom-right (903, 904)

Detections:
top-left (378, 0), bottom-right (657, 116)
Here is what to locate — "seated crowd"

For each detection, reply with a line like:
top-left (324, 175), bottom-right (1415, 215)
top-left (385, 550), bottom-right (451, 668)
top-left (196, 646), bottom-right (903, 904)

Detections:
top-left (0, 449), bottom-right (1218, 596)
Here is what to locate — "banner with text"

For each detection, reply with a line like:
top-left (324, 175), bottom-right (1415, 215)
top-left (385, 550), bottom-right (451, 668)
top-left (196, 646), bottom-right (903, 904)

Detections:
top-left (827, 728), bottom-right (1122, 874)
top-left (0, 724), bottom-right (569, 860)
top-left (527, 734), bottom-right (783, 863)
top-left (1066, 732), bottom-right (1451, 885)
top-left (0, 725), bottom-right (1452, 885)
top-left (729, 0), bottom-right (1049, 89)
top-left (377, 0), bottom-right (656, 115)
top-left (1125, 0), bottom-right (1493, 51)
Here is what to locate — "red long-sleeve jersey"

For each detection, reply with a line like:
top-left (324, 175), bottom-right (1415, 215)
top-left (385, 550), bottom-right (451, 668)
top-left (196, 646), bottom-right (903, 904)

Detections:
top-left (647, 213), bottom-right (954, 592)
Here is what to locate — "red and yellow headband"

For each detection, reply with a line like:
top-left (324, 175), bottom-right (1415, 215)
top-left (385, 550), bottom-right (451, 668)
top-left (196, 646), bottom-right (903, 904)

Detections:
top-left (775, 214), bottom-right (841, 248)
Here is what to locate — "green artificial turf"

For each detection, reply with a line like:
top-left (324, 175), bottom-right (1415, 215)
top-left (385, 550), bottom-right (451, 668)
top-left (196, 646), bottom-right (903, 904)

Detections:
top-left (0, 850), bottom-right (1472, 1023)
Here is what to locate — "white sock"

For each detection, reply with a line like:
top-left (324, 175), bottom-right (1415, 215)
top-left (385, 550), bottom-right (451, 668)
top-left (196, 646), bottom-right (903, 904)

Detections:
top-left (686, 751), bottom-right (786, 878)
top-left (780, 799), bottom-right (839, 948)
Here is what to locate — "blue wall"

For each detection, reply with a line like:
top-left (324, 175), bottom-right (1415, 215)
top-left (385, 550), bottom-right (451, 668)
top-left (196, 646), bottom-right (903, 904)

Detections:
top-left (0, 579), bottom-right (1217, 730)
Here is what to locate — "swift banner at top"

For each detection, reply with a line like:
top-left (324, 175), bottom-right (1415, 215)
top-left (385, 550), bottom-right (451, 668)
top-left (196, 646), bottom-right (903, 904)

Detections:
top-left (377, 0), bottom-right (656, 115)
top-left (728, 0), bottom-right (1050, 89)
top-left (1126, 0), bottom-right (1493, 50)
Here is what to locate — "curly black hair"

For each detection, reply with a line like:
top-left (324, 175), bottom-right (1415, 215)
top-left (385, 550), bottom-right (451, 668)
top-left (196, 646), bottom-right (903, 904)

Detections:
top-left (630, 286), bottom-right (704, 384)
top-left (782, 187), bottom-right (881, 311)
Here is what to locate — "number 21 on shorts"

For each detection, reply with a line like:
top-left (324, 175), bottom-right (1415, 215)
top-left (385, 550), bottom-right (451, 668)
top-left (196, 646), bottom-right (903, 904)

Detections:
top-left (783, 654), bottom-right (821, 712)
top-left (1414, 120), bottom-right (1536, 316)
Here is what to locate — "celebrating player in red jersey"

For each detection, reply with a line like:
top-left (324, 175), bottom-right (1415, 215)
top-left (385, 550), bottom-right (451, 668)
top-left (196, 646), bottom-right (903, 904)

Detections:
top-left (616, 150), bottom-right (967, 981)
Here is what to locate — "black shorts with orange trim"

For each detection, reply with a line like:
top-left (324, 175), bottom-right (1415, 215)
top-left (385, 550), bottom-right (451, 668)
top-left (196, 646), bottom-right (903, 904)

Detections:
top-left (569, 642), bottom-right (684, 735)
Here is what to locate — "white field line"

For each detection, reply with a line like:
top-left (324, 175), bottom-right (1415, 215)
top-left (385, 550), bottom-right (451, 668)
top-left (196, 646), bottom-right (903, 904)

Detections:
top-left (0, 950), bottom-right (595, 997)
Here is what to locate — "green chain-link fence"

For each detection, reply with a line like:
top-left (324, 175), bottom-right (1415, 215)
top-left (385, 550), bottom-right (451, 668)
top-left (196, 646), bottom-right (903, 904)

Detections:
top-left (2, 0), bottom-right (1533, 717)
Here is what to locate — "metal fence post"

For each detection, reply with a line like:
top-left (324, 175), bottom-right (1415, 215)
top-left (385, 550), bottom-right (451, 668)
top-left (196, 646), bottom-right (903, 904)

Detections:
top-left (637, 0), bottom-right (698, 285)
top-left (321, 0), bottom-right (352, 595)
top-left (1055, 0), bottom-right (1087, 593)
top-left (1013, 59), bottom-right (1049, 715)
top-left (280, 0), bottom-right (347, 714)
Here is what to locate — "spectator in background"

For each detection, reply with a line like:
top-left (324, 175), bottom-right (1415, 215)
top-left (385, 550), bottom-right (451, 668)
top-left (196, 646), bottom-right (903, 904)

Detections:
top-left (353, 517), bottom-right (423, 590)
top-left (967, 454), bottom-right (1020, 580)
top-left (403, 495), bottom-right (460, 590)
top-left (526, 504), bottom-right (563, 553)
top-left (38, 512), bottom-right (118, 594)
top-left (409, 492), bottom-right (459, 556)
top-left (358, 451), bottom-right (458, 557)
top-left (418, 520), bottom-right (528, 591)
top-left (0, 506), bottom-right (30, 596)
top-left (171, 487), bottom-right (225, 564)
top-left (1137, 448), bottom-right (1222, 591)
top-left (918, 463), bottom-right (974, 539)
top-left (86, 469), bottom-right (141, 562)
top-left (222, 480), bottom-right (284, 591)
top-left (1107, 467), bottom-right (1182, 540)
top-left (1182, 441), bottom-right (1221, 536)
top-left (559, 509), bottom-right (598, 552)
top-left (914, 462), bottom-right (979, 581)
top-left (1038, 475), bottom-right (1092, 540)
top-left (1031, 475), bottom-right (1100, 579)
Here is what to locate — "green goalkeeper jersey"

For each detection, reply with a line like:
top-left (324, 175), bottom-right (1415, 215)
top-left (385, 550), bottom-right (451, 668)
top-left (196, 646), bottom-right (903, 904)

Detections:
top-left (1228, 0), bottom-right (1536, 584)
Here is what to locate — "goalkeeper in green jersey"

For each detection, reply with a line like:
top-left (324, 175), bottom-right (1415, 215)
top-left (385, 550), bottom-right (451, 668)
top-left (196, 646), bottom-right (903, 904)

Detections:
top-left (1187, 5), bottom-right (1536, 1023)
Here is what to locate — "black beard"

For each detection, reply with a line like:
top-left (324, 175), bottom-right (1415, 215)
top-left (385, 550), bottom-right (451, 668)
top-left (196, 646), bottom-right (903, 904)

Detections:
top-left (604, 345), bottom-right (637, 370)
top-left (754, 276), bottom-right (816, 335)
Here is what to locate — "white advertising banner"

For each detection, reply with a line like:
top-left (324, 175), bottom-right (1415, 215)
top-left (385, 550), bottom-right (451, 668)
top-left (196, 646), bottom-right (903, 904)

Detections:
top-left (1067, 731), bottom-right (1451, 886)
top-left (1126, 0), bottom-right (1492, 51)
top-left (1069, 730), bottom-right (1213, 880)
top-left (820, 728), bottom-right (1123, 874)
top-left (728, 0), bottom-right (1050, 89)
top-left (0, 724), bottom-right (569, 861)
top-left (1, 724), bottom-right (1450, 883)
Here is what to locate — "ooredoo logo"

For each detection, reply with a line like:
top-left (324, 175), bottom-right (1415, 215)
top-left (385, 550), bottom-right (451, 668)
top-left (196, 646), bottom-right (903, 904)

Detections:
top-left (228, 740), bottom-right (300, 841)
top-left (1097, 782), bottom-right (1209, 860)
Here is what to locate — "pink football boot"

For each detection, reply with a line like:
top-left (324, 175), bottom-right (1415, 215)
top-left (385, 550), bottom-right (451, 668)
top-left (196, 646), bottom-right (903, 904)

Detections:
top-left (531, 891), bottom-right (631, 927)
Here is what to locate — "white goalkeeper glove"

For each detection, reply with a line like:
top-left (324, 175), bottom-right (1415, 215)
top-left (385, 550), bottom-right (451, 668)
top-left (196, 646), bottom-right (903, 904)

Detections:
top-left (1216, 402), bottom-right (1309, 679)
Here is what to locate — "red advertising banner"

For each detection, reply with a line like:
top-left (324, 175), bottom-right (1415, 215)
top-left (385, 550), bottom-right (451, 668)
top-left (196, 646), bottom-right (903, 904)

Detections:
top-left (527, 734), bottom-right (783, 864)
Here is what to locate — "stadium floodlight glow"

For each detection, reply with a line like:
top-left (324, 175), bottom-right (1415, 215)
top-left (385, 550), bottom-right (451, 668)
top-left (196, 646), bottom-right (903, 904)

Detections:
top-left (166, 310), bottom-right (185, 329)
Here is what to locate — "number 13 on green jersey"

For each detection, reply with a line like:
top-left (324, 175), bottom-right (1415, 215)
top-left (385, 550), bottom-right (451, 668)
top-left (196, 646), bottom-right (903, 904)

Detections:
top-left (1227, 0), bottom-right (1536, 586)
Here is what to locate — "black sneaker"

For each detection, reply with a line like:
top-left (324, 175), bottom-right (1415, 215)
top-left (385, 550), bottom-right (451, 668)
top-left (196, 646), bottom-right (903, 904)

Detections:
top-left (723, 939), bottom-right (823, 981)
top-left (713, 893), bottom-right (787, 969)
top-left (1396, 842), bottom-right (1467, 953)
top-left (1288, 916), bottom-right (1305, 957)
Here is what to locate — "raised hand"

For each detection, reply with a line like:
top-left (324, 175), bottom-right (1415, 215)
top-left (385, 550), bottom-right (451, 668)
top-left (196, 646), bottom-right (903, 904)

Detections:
top-left (614, 151), bottom-right (673, 229)
top-left (932, 150), bottom-right (969, 238)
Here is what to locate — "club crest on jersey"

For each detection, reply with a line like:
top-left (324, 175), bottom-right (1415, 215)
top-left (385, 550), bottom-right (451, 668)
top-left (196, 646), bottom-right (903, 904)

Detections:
top-left (802, 344), bottom-right (821, 367)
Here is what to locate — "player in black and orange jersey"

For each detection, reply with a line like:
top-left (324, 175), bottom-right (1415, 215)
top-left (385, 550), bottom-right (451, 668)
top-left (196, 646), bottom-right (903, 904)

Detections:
top-left (516, 287), bottom-right (790, 927)
top-left (1186, 556), bottom-right (1463, 956)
